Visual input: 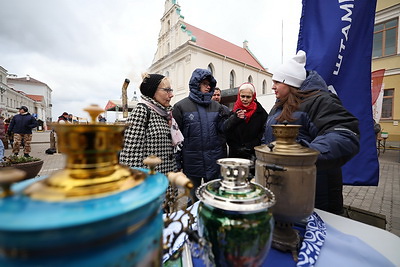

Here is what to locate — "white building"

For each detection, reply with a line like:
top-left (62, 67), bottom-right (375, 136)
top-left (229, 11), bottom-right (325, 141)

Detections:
top-left (0, 66), bottom-right (36, 120)
top-left (7, 74), bottom-right (52, 124)
top-left (149, 0), bottom-right (276, 111)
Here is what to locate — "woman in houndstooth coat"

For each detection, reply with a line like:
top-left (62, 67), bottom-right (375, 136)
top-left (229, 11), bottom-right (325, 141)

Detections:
top-left (119, 73), bottom-right (182, 175)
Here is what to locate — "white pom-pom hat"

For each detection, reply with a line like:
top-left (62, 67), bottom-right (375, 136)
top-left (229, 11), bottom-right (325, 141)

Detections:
top-left (272, 50), bottom-right (307, 88)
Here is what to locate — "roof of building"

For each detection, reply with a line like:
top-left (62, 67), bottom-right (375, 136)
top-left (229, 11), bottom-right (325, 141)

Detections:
top-left (8, 76), bottom-right (48, 86)
top-left (105, 100), bottom-right (138, 112)
top-left (26, 94), bottom-right (44, 102)
top-left (184, 23), bottom-right (266, 71)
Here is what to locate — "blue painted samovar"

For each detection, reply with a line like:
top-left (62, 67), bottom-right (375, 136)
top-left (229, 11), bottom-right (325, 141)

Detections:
top-left (0, 105), bottom-right (168, 266)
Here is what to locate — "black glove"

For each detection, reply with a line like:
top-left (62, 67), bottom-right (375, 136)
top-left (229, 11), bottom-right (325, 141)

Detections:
top-left (7, 131), bottom-right (11, 136)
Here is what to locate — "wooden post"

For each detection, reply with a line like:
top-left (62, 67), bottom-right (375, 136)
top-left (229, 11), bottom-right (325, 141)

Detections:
top-left (50, 130), bottom-right (57, 152)
top-left (121, 78), bottom-right (130, 118)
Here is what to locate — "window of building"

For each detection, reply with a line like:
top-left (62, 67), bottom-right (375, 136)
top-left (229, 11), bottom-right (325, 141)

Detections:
top-left (248, 75), bottom-right (253, 83)
top-left (207, 63), bottom-right (214, 76)
top-left (373, 18), bottom-right (398, 58)
top-left (229, 70), bottom-right (235, 89)
top-left (381, 88), bottom-right (394, 119)
top-left (262, 80), bottom-right (267, 94)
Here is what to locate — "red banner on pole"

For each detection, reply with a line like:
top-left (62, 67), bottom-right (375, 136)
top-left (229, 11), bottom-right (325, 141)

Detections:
top-left (371, 69), bottom-right (385, 105)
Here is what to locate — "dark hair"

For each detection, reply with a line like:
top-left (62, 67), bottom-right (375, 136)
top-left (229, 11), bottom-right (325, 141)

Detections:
top-left (19, 106), bottom-right (28, 112)
top-left (275, 87), bottom-right (318, 122)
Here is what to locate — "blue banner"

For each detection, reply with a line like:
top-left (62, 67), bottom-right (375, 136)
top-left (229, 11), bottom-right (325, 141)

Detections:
top-left (297, 0), bottom-right (379, 185)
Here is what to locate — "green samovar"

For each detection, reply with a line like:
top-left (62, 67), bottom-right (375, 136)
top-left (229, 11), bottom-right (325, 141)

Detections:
top-left (196, 158), bottom-right (275, 266)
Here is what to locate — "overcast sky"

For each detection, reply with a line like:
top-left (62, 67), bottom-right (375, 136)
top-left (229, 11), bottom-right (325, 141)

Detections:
top-left (0, 0), bottom-right (302, 121)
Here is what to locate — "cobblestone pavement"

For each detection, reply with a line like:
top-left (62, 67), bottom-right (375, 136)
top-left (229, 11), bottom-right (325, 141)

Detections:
top-left (5, 131), bottom-right (400, 237)
top-left (343, 144), bottom-right (400, 237)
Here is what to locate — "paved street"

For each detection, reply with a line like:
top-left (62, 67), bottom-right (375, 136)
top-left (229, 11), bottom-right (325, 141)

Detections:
top-left (4, 131), bottom-right (400, 237)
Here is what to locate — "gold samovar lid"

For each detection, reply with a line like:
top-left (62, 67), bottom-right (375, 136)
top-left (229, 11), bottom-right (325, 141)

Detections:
top-left (24, 104), bottom-right (147, 201)
top-left (255, 124), bottom-right (319, 156)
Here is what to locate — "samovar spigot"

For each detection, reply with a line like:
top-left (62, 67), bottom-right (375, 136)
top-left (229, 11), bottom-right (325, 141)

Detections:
top-left (0, 169), bottom-right (26, 197)
top-left (143, 155), bottom-right (162, 175)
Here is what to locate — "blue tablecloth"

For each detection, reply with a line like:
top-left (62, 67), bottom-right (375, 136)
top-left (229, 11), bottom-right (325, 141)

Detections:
top-left (191, 223), bottom-right (394, 267)
top-left (163, 202), bottom-right (395, 267)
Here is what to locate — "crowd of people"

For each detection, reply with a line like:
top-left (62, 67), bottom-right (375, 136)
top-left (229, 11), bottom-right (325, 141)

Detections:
top-left (0, 50), bottom-right (360, 215)
top-left (119, 50), bottom-right (361, 215)
top-left (56, 112), bottom-right (107, 123)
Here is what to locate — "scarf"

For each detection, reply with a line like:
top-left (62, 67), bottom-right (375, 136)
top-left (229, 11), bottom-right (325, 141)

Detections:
top-left (141, 97), bottom-right (184, 151)
top-left (233, 90), bottom-right (257, 123)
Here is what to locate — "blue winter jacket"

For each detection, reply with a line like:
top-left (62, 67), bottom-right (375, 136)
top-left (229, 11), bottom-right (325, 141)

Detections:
top-left (8, 113), bottom-right (38, 134)
top-left (264, 70), bottom-right (360, 169)
top-left (173, 69), bottom-right (228, 183)
top-left (264, 71), bottom-right (360, 214)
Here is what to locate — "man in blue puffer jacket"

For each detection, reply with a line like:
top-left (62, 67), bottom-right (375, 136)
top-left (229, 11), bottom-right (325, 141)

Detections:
top-left (173, 69), bottom-right (229, 200)
top-left (263, 51), bottom-right (360, 214)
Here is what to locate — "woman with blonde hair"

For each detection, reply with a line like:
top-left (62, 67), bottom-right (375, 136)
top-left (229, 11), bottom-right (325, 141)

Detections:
top-left (119, 73), bottom-right (183, 209)
top-left (224, 82), bottom-right (268, 163)
top-left (120, 72), bottom-right (183, 173)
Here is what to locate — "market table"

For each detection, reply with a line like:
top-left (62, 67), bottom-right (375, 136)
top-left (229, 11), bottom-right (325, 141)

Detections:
top-left (164, 204), bottom-right (400, 267)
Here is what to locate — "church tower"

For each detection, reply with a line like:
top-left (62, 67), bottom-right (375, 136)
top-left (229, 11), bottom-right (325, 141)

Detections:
top-left (152, 0), bottom-right (194, 64)
top-left (149, 0), bottom-right (273, 108)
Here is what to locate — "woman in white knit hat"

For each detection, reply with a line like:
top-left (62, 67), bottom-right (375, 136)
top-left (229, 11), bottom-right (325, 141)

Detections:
top-left (263, 50), bottom-right (360, 215)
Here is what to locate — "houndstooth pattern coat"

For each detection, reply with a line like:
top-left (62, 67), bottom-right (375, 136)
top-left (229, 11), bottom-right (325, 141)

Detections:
top-left (119, 96), bottom-right (177, 175)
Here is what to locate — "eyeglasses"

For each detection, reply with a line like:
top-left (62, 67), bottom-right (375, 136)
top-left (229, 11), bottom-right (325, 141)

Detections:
top-left (159, 88), bottom-right (174, 94)
top-left (201, 81), bottom-right (211, 87)
top-left (240, 95), bottom-right (252, 99)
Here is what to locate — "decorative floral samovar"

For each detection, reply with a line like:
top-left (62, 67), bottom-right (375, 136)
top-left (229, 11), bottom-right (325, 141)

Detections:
top-left (196, 158), bottom-right (276, 266)
top-left (0, 105), bottom-right (168, 266)
top-left (254, 124), bottom-right (319, 260)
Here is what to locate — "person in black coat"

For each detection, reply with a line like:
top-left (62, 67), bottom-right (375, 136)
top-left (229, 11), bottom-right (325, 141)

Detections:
top-left (224, 82), bottom-right (268, 169)
top-left (263, 50), bottom-right (360, 214)
top-left (8, 106), bottom-right (38, 157)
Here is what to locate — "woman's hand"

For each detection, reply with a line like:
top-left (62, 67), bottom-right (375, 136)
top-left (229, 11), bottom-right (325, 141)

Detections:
top-left (236, 109), bottom-right (246, 120)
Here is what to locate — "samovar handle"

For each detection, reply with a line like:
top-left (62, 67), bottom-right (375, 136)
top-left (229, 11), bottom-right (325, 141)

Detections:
top-left (167, 172), bottom-right (194, 190)
top-left (264, 164), bottom-right (287, 172)
top-left (263, 164), bottom-right (287, 188)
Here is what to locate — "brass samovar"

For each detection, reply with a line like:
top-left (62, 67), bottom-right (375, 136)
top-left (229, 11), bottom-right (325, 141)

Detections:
top-left (254, 124), bottom-right (319, 260)
top-left (0, 105), bottom-right (170, 266)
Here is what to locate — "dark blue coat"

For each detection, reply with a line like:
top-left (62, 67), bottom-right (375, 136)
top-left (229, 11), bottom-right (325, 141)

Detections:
top-left (9, 113), bottom-right (38, 134)
top-left (263, 71), bottom-right (360, 214)
top-left (173, 69), bottom-right (228, 185)
top-left (264, 71), bottom-right (360, 168)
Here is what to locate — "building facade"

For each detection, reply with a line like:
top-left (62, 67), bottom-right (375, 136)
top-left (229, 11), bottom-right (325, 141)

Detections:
top-left (7, 75), bottom-right (52, 124)
top-left (0, 66), bottom-right (35, 119)
top-left (149, 0), bottom-right (276, 111)
top-left (373, 0), bottom-right (400, 141)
